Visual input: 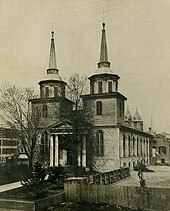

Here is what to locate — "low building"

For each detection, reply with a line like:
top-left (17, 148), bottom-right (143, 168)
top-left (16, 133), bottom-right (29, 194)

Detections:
top-left (0, 128), bottom-right (19, 163)
top-left (151, 132), bottom-right (170, 165)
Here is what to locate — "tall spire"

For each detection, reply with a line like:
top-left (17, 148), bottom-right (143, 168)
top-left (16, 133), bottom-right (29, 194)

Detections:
top-left (49, 31), bottom-right (57, 69)
top-left (98, 23), bottom-right (110, 68)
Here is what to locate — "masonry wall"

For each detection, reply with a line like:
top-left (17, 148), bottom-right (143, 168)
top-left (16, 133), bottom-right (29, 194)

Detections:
top-left (83, 98), bottom-right (117, 126)
top-left (119, 130), bottom-right (150, 170)
top-left (93, 127), bottom-right (120, 172)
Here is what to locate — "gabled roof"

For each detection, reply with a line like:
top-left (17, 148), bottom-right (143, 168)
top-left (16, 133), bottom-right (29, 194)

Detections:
top-left (48, 120), bottom-right (73, 130)
top-left (124, 107), bottom-right (132, 121)
top-left (48, 120), bottom-right (74, 134)
top-left (133, 109), bottom-right (142, 121)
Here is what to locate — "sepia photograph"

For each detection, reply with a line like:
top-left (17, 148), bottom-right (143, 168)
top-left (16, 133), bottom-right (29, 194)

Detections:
top-left (0, 0), bottom-right (170, 210)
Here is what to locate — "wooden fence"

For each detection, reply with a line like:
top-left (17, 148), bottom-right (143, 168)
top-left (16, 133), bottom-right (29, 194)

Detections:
top-left (64, 178), bottom-right (170, 210)
top-left (89, 167), bottom-right (130, 185)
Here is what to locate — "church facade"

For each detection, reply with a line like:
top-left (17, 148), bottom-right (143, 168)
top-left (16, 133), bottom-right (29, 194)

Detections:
top-left (31, 24), bottom-right (152, 172)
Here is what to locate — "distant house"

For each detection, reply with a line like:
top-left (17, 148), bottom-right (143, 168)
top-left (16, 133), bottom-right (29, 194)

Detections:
top-left (151, 132), bottom-right (170, 165)
top-left (0, 128), bottom-right (19, 163)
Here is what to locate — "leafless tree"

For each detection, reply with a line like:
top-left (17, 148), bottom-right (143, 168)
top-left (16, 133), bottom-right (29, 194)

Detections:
top-left (63, 74), bottom-right (94, 172)
top-left (0, 84), bottom-right (44, 171)
top-left (66, 73), bottom-right (88, 110)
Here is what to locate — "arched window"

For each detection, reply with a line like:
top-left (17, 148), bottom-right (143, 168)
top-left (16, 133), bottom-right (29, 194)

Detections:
top-left (140, 139), bottom-right (142, 156)
top-left (43, 104), bottom-right (48, 118)
top-left (133, 137), bottom-right (135, 156)
top-left (45, 87), bottom-right (49, 98)
top-left (108, 81), bottom-right (112, 93)
top-left (96, 101), bottom-right (102, 115)
top-left (123, 134), bottom-right (126, 157)
top-left (128, 136), bottom-right (131, 156)
top-left (54, 86), bottom-right (59, 97)
top-left (137, 138), bottom-right (139, 156)
top-left (90, 83), bottom-right (94, 94)
top-left (146, 140), bottom-right (149, 155)
top-left (95, 130), bottom-right (104, 156)
top-left (98, 81), bottom-right (103, 93)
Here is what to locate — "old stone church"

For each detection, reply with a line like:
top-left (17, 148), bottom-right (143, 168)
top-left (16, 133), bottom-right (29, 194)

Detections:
top-left (31, 23), bottom-right (152, 173)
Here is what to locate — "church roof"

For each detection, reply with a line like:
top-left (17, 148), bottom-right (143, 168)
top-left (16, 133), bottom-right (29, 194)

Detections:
top-left (39, 31), bottom-right (64, 83)
top-left (133, 109), bottom-right (142, 121)
top-left (89, 23), bottom-right (117, 79)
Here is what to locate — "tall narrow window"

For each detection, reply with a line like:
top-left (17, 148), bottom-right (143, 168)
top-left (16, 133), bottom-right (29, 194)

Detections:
top-left (96, 130), bottom-right (104, 156)
top-left (140, 139), bottom-right (142, 156)
top-left (98, 81), bottom-right (102, 93)
top-left (90, 83), bottom-right (94, 94)
top-left (128, 136), bottom-right (131, 156)
top-left (133, 137), bottom-right (135, 156)
top-left (45, 87), bottom-right (49, 98)
top-left (137, 138), bottom-right (139, 156)
top-left (108, 81), bottom-right (112, 93)
top-left (43, 104), bottom-right (48, 118)
top-left (96, 101), bottom-right (102, 115)
top-left (119, 102), bottom-right (122, 118)
top-left (146, 140), bottom-right (148, 155)
top-left (123, 134), bottom-right (126, 157)
top-left (54, 86), bottom-right (58, 97)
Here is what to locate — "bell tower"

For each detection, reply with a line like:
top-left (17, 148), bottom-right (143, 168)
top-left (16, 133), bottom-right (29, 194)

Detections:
top-left (31, 31), bottom-right (73, 126)
top-left (82, 23), bottom-right (127, 126)
top-left (39, 31), bottom-right (66, 99)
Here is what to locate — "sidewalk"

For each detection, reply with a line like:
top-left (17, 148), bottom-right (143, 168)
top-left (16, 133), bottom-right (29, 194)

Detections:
top-left (0, 181), bottom-right (22, 193)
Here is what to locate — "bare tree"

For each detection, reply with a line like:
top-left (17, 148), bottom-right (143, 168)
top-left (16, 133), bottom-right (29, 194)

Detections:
top-left (0, 84), bottom-right (44, 171)
top-left (64, 74), bottom-right (95, 173)
top-left (66, 73), bottom-right (88, 110)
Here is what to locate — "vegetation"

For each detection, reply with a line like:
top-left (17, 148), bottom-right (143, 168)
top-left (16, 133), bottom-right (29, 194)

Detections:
top-left (0, 84), bottom-right (45, 171)
top-left (21, 162), bottom-right (47, 197)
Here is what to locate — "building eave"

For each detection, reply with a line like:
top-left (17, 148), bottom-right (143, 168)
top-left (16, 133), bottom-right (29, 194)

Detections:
top-left (38, 79), bottom-right (67, 86)
top-left (29, 97), bottom-right (74, 104)
top-left (81, 92), bottom-right (127, 100)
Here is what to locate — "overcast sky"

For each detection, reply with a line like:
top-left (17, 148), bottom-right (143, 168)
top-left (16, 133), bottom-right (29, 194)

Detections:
top-left (0, 0), bottom-right (170, 133)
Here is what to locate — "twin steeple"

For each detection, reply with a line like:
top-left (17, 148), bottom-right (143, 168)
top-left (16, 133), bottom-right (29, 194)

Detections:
top-left (48, 24), bottom-right (110, 72)
top-left (98, 23), bottom-right (110, 68)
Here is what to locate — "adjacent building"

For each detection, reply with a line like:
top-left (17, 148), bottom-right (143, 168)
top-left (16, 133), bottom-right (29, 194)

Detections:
top-left (0, 128), bottom-right (18, 163)
top-left (151, 132), bottom-right (170, 165)
top-left (31, 23), bottom-right (153, 172)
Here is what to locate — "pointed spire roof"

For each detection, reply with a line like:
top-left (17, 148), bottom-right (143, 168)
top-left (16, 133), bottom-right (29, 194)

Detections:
top-left (133, 109), bottom-right (142, 121)
top-left (125, 107), bottom-right (132, 121)
top-left (44, 31), bottom-right (63, 81)
top-left (49, 31), bottom-right (57, 69)
top-left (97, 23), bottom-right (110, 68)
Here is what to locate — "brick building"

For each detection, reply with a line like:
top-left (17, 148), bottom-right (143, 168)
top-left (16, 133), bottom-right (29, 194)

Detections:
top-left (31, 23), bottom-right (152, 172)
top-left (0, 128), bottom-right (18, 163)
top-left (151, 132), bottom-right (170, 165)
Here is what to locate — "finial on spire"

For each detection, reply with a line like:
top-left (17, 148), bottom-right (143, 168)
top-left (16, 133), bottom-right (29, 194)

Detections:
top-left (102, 23), bottom-right (105, 30)
top-left (51, 31), bottom-right (54, 39)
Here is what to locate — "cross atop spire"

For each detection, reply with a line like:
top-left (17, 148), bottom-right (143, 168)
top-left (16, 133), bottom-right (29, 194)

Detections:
top-left (98, 23), bottom-right (110, 68)
top-left (49, 31), bottom-right (57, 69)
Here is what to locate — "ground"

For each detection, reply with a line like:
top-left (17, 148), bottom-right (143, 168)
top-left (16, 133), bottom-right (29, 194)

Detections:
top-left (0, 165), bottom-right (170, 211)
top-left (114, 165), bottom-right (170, 188)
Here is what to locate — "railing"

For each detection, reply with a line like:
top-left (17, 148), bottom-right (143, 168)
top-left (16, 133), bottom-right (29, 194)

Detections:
top-left (89, 167), bottom-right (130, 185)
